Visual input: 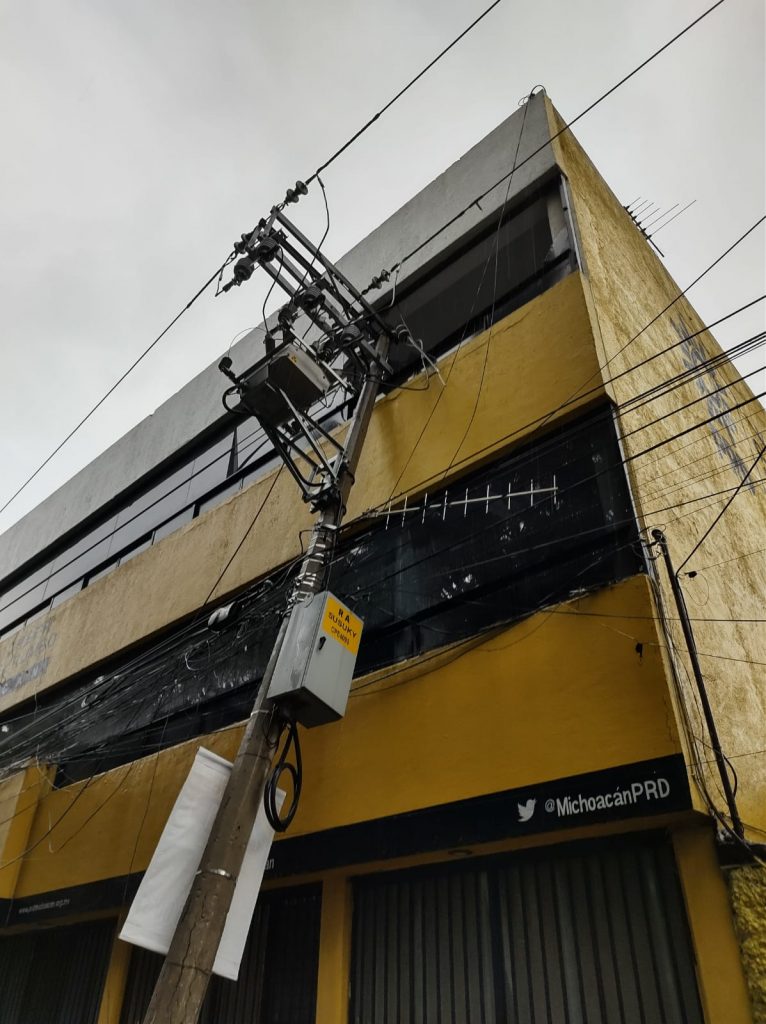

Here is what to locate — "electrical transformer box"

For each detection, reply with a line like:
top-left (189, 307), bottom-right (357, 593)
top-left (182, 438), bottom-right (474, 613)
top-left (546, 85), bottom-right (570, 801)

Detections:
top-left (267, 591), bottom-right (363, 727)
top-left (237, 343), bottom-right (330, 427)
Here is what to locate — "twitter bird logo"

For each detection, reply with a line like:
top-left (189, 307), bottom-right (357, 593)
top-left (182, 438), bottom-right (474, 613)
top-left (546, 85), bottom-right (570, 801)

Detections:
top-left (517, 799), bottom-right (536, 822)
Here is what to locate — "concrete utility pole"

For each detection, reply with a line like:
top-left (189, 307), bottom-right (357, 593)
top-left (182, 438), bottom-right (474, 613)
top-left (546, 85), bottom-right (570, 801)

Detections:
top-left (143, 334), bottom-right (389, 1024)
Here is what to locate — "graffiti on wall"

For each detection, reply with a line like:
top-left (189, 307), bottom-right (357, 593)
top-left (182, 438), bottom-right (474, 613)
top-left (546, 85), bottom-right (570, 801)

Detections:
top-left (673, 313), bottom-right (759, 491)
top-left (0, 616), bottom-right (54, 701)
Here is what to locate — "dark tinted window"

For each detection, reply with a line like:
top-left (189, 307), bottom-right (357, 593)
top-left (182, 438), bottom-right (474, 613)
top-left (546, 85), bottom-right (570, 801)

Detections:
top-left (0, 179), bottom-right (574, 636)
top-left (0, 408), bottom-right (641, 783)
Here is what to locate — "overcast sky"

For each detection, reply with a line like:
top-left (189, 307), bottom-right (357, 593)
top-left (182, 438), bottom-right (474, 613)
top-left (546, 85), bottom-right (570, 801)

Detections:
top-left (0, 0), bottom-right (763, 538)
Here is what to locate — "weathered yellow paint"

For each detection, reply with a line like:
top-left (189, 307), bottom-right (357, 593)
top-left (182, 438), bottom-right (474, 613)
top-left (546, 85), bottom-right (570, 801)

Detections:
top-left (673, 827), bottom-right (753, 1024)
top-left (295, 574), bottom-right (679, 835)
top-left (0, 763), bottom-right (54, 898)
top-left (12, 729), bottom-right (241, 897)
top-left (0, 270), bottom-right (602, 713)
top-left (12, 575), bottom-right (680, 898)
top-left (314, 876), bottom-right (352, 1024)
top-left (96, 915), bottom-right (131, 1024)
top-left (545, 98), bottom-right (766, 836)
top-left (728, 862), bottom-right (766, 1022)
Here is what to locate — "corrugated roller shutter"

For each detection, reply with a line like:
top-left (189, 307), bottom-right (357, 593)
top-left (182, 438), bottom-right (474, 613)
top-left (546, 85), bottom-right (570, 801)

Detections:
top-left (119, 883), bottom-right (321, 1024)
top-left (350, 834), bottom-right (704, 1024)
top-left (0, 917), bottom-right (115, 1024)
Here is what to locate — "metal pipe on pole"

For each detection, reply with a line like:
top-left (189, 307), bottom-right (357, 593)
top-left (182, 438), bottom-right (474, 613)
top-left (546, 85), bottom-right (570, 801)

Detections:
top-left (142, 334), bottom-right (390, 1024)
top-left (651, 529), bottom-right (744, 839)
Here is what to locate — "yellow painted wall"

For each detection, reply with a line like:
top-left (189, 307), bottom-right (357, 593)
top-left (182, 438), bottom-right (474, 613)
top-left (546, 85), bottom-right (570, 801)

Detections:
top-left (0, 270), bottom-right (602, 714)
top-left (728, 862), bottom-right (766, 1022)
top-left (0, 763), bottom-right (54, 898)
top-left (546, 99), bottom-right (766, 837)
top-left (674, 827), bottom-right (754, 1024)
top-left (10, 574), bottom-right (680, 898)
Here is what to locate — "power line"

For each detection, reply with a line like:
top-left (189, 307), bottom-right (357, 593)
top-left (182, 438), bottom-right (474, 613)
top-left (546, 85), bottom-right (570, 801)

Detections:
top-left (626, 391), bottom-right (766, 462)
top-left (621, 364), bottom-right (765, 440)
top-left (692, 545), bottom-right (766, 573)
top-left (373, 295), bottom-right (765, 513)
top-left (363, 0), bottom-right (730, 288)
top-left (675, 443), bottom-right (766, 573)
top-left (0, 4), bottom-right (503, 526)
top-left (304, 0), bottom-right (504, 187)
top-left (0, 254), bottom-right (235, 519)
top-left (1, 316), bottom-right (760, 631)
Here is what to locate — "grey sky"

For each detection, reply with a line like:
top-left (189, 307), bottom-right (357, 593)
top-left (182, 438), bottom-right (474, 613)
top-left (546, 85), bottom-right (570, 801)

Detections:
top-left (1, 0), bottom-right (764, 537)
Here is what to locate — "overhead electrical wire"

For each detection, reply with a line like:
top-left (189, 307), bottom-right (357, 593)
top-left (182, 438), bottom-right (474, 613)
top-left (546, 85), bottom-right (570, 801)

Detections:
top-left (361, 0), bottom-right (730, 290)
top-left (0, 0), bottom-right (752, 855)
top-left (620, 364), bottom-right (765, 441)
top-left (0, 2), bottom-right (503, 524)
top-left (383, 212), bottom-right (764, 506)
top-left (372, 295), bottom-right (765, 514)
top-left (353, 331), bottom-right (766, 535)
top-left (675, 442), bottom-right (766, 574)
top-left (0, 0), bottom-right (732, 528)
top-left (333, 450), bottom-right (766, 617)
top-left (1, 314), bottom-right (761, 630)
top-left (303, 0), bottom-right (505, 187)
top-left (0, 253), bottom-right (236, 519)
top-left (691, 545), bottom-right (766, 573)
top-left (5, 434), bottom-right (762, 786)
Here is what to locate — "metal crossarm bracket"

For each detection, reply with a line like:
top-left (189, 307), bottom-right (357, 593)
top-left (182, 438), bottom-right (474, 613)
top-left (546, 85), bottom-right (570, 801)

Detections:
top-left (218, 208), bottom-right (402, 508)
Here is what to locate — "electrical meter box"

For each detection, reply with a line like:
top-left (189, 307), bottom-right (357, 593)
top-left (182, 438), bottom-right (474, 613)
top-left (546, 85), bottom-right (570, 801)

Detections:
top-left (237, 343), bottom-right (330, 427)
top-left (267, 591), bottom-right (363, 727)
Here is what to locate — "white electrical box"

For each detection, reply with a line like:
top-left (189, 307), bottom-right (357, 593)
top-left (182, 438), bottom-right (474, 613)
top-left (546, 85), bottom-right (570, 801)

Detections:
top-left (267, 591), bottom-right (363, 727)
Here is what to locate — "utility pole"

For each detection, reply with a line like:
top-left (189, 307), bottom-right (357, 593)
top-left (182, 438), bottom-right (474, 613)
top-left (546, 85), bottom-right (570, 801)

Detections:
top-left (651, 529), bottom-right (744, 839)
top-left (142, 334), bottom-right (390, 1024)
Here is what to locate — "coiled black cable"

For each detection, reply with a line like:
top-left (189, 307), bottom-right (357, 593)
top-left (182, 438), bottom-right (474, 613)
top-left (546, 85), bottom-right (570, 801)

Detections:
top-left (264, 715), bottom-right (302, 833)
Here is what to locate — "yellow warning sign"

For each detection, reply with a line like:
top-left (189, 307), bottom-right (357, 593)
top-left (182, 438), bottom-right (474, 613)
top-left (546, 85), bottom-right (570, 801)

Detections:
top-left (321, 595), bottom-right (363, 656)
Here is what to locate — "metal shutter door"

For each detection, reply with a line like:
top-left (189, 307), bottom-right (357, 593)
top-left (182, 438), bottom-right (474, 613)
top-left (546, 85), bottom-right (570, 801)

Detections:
top-left (119, 883), bottom-right (321, 1024)
top-left (350, 835), bottom-right (704, 1024)
top-left (0, 918), bottom-right (115, 1024)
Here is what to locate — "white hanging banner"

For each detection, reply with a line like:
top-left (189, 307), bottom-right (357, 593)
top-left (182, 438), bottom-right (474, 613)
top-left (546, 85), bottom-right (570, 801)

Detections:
top-left (119, 747), bottom-right (282, 981)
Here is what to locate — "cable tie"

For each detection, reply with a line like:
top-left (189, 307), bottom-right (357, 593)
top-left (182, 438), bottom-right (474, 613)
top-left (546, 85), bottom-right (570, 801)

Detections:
top-left (197, 867), bottom-right (235, 881)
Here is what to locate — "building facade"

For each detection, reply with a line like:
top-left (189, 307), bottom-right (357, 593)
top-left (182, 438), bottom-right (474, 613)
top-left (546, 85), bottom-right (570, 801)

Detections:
top-left (0, 93), bottom-right (764, 1022)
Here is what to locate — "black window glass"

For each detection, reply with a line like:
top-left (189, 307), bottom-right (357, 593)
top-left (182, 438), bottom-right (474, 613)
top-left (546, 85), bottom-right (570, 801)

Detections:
top-left (383, 184), bottom-right (570, 378)
top-left (335, 408), bottom-right (638, 673)
top-left (0, 180), bottom-right (574, 631)
top-left (0, 561), bottom-right (53, 633)
top-left (0, 408), bottom-right (641, 783)
top-left (187, 431), bottom-right (236, 506)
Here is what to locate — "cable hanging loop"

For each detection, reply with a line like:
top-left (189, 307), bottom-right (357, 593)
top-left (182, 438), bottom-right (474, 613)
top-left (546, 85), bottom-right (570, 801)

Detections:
top-left (264, 715), bottom-right (302, 833)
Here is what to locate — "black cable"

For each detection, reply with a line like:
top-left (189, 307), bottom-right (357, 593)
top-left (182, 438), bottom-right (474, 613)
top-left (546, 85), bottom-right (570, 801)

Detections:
top-left (675, 442), bottom-right (766, 574)
top-left (199, 464), bottom-right (285, 608)
top-left (621, 364), bottom-right (765, 440)
top-left (305, 1), bottom-right (504, 187)
top-left (2, 313), bottom-right (747, 627)
top-left (0, 252), bottom-right (235, 518)
top-left (627, 391), bottom-right (766, 462)
top-left (692, 545), bottom-right (766, 573)
top-left (373, 292), bottom-right (765, 514)
top-left (617, 333), bottom-right (766, 416)
top-left (264, 715), bottom-right (302, 832)
top-left (362, 0), bottom-right (729, 288)
top-left (443, 93), bottom-right (532, 475)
